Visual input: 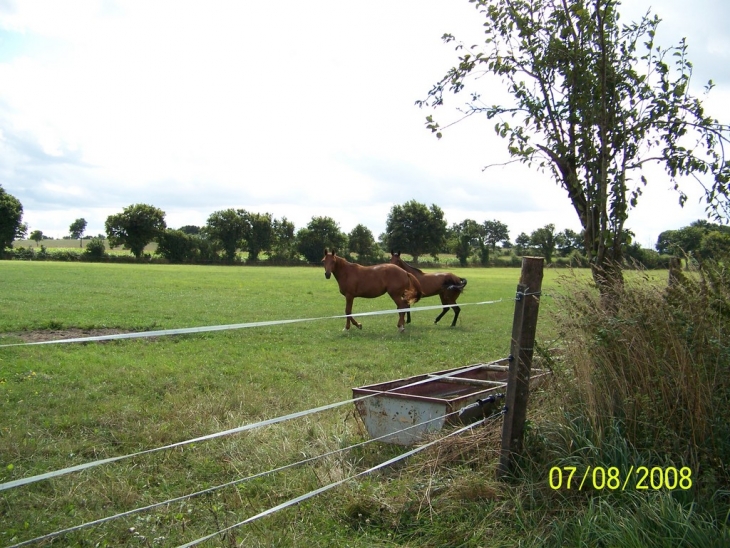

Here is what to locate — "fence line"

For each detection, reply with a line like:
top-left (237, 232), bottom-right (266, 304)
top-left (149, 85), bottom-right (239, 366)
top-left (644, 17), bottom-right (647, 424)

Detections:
top-left (6, 400), bottom-right (504, 548)
top-left (179, 412), bottom-right (505, 548)
top-left (0, 360), bottom-right (505, 493)
top-left (1, 295), bottom-right (522, 546)
top-left (0, 299), bottom-right (503, 348)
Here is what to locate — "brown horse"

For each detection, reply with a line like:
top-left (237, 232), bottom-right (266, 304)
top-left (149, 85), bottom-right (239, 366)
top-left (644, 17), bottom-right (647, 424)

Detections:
top-left (390, 252), bottom-right (467, 326)
top-left (322, 249), bottom-right (422, 332)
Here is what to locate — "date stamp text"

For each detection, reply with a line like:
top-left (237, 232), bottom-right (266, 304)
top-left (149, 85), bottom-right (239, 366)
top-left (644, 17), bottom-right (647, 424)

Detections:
top-left (548, 466), bottom-right (692, 491)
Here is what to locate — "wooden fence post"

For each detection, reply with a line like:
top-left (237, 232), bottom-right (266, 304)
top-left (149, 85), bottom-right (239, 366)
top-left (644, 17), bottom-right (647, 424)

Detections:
top-left (497, 256), bottom-right (544, 479)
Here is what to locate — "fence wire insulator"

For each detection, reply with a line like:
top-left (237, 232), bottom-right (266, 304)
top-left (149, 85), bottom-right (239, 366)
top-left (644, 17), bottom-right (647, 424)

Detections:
top-left (458, 393), bottom-right (505, 419)
top-left (516, 290), bottom-right (542, 301)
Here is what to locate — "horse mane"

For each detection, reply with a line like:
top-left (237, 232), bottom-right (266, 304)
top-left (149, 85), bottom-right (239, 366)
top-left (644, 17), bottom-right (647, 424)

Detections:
top-left (392, 252), bottom-right (424, 275)
top-left (406, 262), bottom-right (424, 275)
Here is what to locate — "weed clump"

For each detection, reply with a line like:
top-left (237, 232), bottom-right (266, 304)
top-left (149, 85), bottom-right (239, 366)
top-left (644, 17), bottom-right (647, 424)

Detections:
top-left (550, 258), bottom-right (730, 525)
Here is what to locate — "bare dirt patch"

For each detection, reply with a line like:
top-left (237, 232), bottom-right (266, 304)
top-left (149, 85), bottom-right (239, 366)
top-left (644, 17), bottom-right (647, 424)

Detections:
top-left (8, 328), bottom-right (132, 343)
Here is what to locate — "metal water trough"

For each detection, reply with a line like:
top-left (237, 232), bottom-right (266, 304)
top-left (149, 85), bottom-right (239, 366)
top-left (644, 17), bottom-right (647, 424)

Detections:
top-left (352, 359), bottom-right (550, 446)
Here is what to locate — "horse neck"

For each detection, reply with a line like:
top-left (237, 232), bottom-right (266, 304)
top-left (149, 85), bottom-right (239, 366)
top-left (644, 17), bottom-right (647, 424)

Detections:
top-left (331, 255), bottom-right (351, 280)
top-left (398, 259), bottom-right (422, 277)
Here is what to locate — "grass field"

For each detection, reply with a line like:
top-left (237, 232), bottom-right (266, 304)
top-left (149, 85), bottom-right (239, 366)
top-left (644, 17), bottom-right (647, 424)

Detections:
top-left (9, 262), bottom-right (716, 548)
top-left (1, 261), bottom-right (583, 546)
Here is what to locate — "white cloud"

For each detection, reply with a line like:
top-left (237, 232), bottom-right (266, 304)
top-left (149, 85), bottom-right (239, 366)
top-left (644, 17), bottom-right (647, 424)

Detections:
top-left (0, 0), bottom-right (727, 247)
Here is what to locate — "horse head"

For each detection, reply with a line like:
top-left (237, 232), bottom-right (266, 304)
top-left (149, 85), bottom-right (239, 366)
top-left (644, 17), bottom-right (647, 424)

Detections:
top-left (390, 251), bottom-right (403, 267)
top-left (322, 249), bottom-right (336, 279)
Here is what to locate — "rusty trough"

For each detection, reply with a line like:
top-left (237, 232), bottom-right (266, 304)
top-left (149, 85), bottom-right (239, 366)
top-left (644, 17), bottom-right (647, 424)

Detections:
top-left (352, 358), bottom-right (550, 446)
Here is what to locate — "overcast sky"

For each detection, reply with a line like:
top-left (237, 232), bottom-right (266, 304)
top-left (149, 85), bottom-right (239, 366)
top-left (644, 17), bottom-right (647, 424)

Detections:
top-left (1, 0), bottom-right (728, 249)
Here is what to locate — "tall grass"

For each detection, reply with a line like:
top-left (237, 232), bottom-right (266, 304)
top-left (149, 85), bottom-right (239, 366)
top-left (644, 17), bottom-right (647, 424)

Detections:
top-left (534, 261), bottom-right (730, 540)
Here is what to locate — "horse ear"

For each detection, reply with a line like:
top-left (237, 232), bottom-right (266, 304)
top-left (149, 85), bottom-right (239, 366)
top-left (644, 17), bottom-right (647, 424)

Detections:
top-left (324, 248), bottom-right (329, 255)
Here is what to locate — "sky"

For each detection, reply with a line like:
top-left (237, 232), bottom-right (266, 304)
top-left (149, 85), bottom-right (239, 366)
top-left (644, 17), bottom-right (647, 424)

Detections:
top-left (0, 0), bottom-right (728, 249)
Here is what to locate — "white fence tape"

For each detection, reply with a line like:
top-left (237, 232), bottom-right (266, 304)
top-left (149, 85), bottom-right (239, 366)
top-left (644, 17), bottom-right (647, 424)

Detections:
top-left (0, 300), bottom-right (502, 348)
top-left (0, 361), bottom-right (501, 492)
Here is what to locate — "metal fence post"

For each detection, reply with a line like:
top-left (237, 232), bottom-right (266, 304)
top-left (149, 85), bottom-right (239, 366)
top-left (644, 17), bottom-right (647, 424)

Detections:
top-left (497, 256), bottom-right (544, 479)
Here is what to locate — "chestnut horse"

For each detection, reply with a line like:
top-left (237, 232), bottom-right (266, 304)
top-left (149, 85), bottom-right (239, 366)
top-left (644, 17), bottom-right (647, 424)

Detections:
top-left (322, 250), bottom-right (422, 332)
top-left (390, 252), bottom-right (467, 326)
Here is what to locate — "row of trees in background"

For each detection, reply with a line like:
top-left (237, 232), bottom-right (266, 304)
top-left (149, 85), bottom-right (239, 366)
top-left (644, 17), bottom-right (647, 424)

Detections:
top-left (4, 185), bottom-right (727, 267)
top-left (0, 187), bottom-right (557, 265)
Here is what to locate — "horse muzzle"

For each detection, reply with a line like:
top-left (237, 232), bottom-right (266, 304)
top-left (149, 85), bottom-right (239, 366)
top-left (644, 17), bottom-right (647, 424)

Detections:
top-left (325, 272), bottom-right (331, 279)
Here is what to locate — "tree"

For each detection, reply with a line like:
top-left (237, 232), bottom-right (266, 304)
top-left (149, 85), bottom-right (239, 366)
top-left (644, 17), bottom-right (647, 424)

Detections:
top-left (156, 229), bottom-right (200, 263)
top-left (556, 228), bottom-right (584, 256)
top-left (204, 209), bottom-right (246, 262)
top-left (0, 185), bottom-right (27, 253)
top-left (515, 232), bottom-right (531, 255)
top-left (348, 224), bottom-right (381, 263)
top-left (105, 204), bottom-right (167, 259)
top-left (698, 231), bottom-right (730, 262)
top-left (420, 0), bottom-right (730, 296)
top-left (655, 230), bottom-right (677, 255)
top-left (450, 219), bottom-right (484, 266)
top-left (241, 211), bottom-right (273, 263)
top-left (271, 217), bottom-right (297, 261)
top-left (384, 200), bottom-right (447, 262)
top-left (69, 218), bottom-right (88, 248)
top-left (530, 223), bottom-right (558, 263)
top-left (178, 225), bottom-right (201, 235)
top-left (296, 216), bottom-right (347, 263)
top-left (30, 230), bottom-right (44, 247)
top-left (657, 219), bottom-right (730, 256)
top-left (483, 219), bottom-right (510, 252)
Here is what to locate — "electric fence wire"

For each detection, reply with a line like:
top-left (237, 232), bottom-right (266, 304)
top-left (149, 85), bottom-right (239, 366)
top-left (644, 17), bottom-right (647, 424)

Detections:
top-left (0, 360), bottom-right (507, 492)
top-left (5, 397), bottom-right (505, 548)
top-left (178, 409), bottom-right (507, 548)
top-left (0, 293), bottom-right (535, 546)
top-left (0, 299), bottom-right (503, 348)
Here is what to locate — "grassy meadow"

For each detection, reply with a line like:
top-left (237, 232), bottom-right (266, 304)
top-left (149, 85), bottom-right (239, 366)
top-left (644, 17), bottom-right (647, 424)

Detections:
top-left (2, 261), bottom-right (727, 547)
top-left (0, 261), bottom-right (563, 546)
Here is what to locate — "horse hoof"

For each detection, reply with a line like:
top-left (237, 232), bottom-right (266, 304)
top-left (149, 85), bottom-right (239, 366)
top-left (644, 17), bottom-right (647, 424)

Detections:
top-left (398, 327), bottom-right (405, 333)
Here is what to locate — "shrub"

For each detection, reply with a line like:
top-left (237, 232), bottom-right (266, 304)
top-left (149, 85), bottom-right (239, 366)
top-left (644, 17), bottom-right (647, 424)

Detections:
top-left (84, 237), bottom-right (107, 261)
top-left (10, 246), bottom-right (35, 260)
top-left (155, 229), bottom-right (198, 263)
top-left (49, 249), bottom-right (81, 261)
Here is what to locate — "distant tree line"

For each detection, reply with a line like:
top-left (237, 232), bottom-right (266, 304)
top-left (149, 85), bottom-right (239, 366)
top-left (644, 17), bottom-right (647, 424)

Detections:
top-left (0, 185), bottom-right (714, 268)
top-left (655, 220), bottom-right (730, 262)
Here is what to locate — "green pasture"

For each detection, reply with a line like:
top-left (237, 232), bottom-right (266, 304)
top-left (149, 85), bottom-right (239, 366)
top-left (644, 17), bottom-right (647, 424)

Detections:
top-left (0, 262), bottom-right (670, 546)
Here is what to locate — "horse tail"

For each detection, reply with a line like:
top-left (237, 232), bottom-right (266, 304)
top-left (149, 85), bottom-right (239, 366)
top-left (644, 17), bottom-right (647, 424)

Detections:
top-left (405, 272), bottom-right (423, 304)
top-left (445, 276), bottom-right (467, 293)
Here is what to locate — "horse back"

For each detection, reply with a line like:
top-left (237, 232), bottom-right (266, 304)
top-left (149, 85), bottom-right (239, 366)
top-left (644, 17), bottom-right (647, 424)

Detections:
top-left (342, 262), bottom-right (406, 299)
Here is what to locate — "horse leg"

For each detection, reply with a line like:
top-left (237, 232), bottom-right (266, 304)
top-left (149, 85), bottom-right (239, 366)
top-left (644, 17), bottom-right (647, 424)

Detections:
top-left (434, 293), bottom-right (450, 325)
top-left (345, 296), bottom-right (362, 330)
top-left (450, 304), bottom-right (461, 327)
top-left (443, 291), bottom-right (461, 327)
top-left (391, 296), bottom-right (408, 332)
top-left (407, 311), bottom-right (411, 324)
